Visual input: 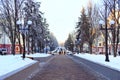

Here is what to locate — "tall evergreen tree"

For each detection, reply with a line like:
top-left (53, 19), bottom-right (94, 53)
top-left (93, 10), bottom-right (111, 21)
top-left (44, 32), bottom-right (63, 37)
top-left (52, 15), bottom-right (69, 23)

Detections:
top-left (64, 34), bottom-right (74, 51)
top-left (76, 7), bottom-right (89, 53)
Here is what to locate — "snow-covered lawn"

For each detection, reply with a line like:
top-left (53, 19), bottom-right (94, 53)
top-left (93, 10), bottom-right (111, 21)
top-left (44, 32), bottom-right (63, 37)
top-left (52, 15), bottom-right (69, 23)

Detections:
top-left (75, 53), bottom-right (120, 72)
top-left (0, 53), bottom-right (51, 77)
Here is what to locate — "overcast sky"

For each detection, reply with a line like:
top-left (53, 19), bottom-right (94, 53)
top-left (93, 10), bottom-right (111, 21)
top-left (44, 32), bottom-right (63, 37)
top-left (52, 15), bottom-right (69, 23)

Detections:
top-left (37, 0), bottom-right (100, 43)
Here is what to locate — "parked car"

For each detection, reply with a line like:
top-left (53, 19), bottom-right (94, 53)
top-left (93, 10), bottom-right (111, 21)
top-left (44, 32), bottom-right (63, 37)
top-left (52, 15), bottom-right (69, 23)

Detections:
top-left (0, 48), bottom-right (8, 55)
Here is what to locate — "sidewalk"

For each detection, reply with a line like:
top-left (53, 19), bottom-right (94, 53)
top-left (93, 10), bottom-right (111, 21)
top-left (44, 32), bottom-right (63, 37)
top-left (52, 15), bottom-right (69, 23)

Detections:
top-left (30, 55), bottom-right (106, 80)
top-left (68, 55), bottom-right (120, 80)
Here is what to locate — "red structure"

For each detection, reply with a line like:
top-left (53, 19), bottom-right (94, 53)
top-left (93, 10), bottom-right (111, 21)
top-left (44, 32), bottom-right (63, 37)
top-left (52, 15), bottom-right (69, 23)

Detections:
top-left (0, 44), bottom-right (21, 54)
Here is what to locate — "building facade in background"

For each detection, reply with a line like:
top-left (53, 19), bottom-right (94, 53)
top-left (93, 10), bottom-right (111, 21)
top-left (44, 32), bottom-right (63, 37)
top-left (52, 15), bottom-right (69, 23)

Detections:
top-left (0, 27), bottom-right (20, 54)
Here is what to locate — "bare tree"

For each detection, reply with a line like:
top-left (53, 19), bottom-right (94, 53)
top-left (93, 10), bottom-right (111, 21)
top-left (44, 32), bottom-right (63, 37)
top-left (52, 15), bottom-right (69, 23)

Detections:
top-left (86, 1), bottom-right (100, 54)
top-left (0, 0), bottom-right (25, 55)
top-left (75, 3), bottom-right (99, 54)
top-left (0, 0), bottom-right (52, 54)
top-left (99, 0), bottom-right (120, 57)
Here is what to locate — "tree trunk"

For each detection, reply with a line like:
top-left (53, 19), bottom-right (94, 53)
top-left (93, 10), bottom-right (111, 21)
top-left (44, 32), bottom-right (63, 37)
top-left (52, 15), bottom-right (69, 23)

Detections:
top-left (112, 29), bottom-right (117, 57)
top-left (18, 32), bottom-right (22, 54)
top-left (89, 42), bottom-right (92, 54)
top-left (11, 0), bottom-right (18, 55)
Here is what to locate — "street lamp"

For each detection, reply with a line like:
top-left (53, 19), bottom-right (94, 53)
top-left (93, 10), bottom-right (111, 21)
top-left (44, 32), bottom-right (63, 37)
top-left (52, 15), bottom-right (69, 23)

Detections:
top-left (16, 20), bottom-right (32, 59)
top-left (99, 20), bottom-right (109, 62)
top-left (27, 20), bottom-right (32, 54)
top-left (99, 20), bottom-right (115, 62)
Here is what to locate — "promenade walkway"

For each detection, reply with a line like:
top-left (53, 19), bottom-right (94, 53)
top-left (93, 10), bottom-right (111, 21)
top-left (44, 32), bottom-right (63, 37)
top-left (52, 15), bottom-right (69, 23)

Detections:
top-left (30, 55), bottom-right (106, 80)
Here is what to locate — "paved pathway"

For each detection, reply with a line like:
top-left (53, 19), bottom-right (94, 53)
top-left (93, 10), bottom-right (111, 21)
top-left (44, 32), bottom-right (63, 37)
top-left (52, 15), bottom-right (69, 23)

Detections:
top-left (30, 55), bottom-right (106, 80)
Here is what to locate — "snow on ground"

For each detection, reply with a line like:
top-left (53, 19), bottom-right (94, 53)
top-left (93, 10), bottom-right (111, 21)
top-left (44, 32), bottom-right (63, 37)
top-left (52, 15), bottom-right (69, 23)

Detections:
top-left (75, 53), bottom-right (120, 72)
top-left (1, 52), bottom-right (120, 77)
top-left (0, 53), bottom-right (51, 77)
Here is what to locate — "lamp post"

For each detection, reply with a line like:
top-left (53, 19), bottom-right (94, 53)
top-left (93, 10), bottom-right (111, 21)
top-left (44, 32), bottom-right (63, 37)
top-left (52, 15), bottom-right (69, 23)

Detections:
top-left (27, 20), bottom-right (32, 54)
top-left (99, 19), bottom-right (115, 62)
top-left (99, 20), bottom-right (109, 62)
top-left (99, 1), bottom-right (110, 62)
top-left (16, 20), bottom-right (32, 59)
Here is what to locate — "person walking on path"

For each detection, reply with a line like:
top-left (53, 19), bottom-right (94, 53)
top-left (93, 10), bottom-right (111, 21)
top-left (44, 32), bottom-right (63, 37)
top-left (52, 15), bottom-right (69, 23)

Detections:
top-left (30, 55), bottom-right (106, 80)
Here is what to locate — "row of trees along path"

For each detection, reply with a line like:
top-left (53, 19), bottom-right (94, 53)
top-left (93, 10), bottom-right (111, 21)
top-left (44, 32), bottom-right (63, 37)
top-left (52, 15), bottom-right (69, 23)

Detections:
top-left (30, 55), bottom-right (106, 80)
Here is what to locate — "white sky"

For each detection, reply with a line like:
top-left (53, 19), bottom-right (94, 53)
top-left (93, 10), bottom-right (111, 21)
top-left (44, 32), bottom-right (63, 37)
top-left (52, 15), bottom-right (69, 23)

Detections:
top-left (37, 0), bottom-right (100, 43)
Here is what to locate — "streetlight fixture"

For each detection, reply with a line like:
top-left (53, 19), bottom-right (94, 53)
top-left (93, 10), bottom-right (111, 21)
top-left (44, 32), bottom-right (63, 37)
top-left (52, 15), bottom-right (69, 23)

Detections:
top-left (99, 20), bottom-right (115, 62)
top-left (27, 20), bottom-right (32, 54)
top-left (109, 20), bottom-right (115, 26)
top-left (99, 20), bottom-right (109, 62)
top-left (16, 20), bottom-right (32, 59)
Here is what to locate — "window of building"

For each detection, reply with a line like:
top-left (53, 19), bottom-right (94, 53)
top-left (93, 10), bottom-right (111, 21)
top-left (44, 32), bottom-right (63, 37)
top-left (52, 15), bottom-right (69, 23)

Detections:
top-left (99, 43), bottom-right (101, 46)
